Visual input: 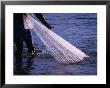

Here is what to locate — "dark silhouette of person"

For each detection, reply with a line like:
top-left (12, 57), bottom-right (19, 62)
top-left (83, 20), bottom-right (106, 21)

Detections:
top-left (14, 13), bottom-right (52, 59)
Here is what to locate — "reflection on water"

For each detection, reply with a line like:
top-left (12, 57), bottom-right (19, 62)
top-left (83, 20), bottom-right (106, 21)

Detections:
top-left (14, 57), bottom-right (34, 75)
top-left (14, 13), bottom-right (97, 75)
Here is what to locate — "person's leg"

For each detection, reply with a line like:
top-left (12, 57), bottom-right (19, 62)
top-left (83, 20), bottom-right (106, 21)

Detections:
top-left (23, 29), bottom-right (36, 58)
top-left (14, 13), bottom-right (24, 59)
top-left (14, 40), bottom-right (23, 58)
top-left (23, 29), bottom-right (34, 53)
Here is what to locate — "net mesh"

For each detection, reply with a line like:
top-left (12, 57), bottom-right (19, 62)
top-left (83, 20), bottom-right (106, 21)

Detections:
top-left (25, 14), bottom-right (89, 64)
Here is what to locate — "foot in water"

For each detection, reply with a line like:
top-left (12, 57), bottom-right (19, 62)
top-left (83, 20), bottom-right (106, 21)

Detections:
top-left (28, 50), bottom-right (36, 58)
top-left (28, 49), bottom-right (53, 58)
top-left (28, 50), bottom-right (44, 58)
top-left (35, 50), bottom-right (53, 58)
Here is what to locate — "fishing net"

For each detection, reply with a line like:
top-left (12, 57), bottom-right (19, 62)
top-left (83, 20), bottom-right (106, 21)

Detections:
top-left (24, 14), bottom-right (89, 64)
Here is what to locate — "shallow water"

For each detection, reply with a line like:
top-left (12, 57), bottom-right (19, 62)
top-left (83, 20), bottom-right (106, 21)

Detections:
top-left (14, 13), bottom-right (97, 75)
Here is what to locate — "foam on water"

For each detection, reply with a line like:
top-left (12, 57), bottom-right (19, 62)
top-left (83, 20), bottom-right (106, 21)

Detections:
top-left (25, 14), bottom-right (89, 64)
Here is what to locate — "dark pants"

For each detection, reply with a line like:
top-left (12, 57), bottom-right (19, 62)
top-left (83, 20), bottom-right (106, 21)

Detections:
top-left (23, 29), bottom-right (34, 53)
top-left (14, 13), bottom-right (34, 58)
top-left (14, 29), bottom-right (34, 58)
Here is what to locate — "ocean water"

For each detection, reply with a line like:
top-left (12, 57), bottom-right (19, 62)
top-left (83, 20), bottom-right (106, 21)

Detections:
top-left (14, 13), bottom-right (97, 75)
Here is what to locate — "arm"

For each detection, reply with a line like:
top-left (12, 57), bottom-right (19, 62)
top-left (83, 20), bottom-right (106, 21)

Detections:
top-left (34, 13), bottom-right (52, 29)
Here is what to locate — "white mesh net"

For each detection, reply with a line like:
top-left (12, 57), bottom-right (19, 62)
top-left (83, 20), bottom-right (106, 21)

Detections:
top-left (26, 14), bottom-right (89, 64)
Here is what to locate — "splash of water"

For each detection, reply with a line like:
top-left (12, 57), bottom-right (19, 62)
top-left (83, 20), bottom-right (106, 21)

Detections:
top-left (25, 14), bottom-right (89, 64)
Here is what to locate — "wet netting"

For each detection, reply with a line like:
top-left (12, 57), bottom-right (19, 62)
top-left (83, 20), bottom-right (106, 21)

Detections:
top-left (24, 14), bottom-right (89, 64)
